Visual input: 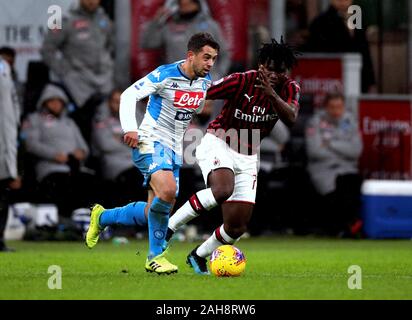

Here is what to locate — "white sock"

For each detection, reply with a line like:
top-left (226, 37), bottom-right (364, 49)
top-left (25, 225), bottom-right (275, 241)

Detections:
top-left (168, 188), bottom-right (218, 232)
top-left (196, 188), bottom-right (218, 210)
top-left (196, 225), bottom-right (238, 258)
top-left (168, 201), bottom-right (197, 232)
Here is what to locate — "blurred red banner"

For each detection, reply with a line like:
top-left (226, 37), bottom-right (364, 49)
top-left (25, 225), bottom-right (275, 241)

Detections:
top-left (358, 98), bottom-right (412, 180)
top-left (130, 0), bottom-right (164, 80)
top-left (291, 57), bottom-right (343, 108)
top-left (207, 0), bottom-right (248, 64)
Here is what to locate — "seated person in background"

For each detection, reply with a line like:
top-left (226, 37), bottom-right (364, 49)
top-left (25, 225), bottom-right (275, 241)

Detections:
top-left (92, 89), bottom-right (145, 207)
top-left (22, 84), bottom-right (96, 217)
top-left (305, 92), bottom-right (363, 237)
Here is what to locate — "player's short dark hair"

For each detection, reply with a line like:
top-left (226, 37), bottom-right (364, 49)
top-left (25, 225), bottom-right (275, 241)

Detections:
top-left (324, 92), bottom-right (345, 105)
top-left (0, 46), bottom-right (16, 58)
top-left (257, 37), bottom-right (299, 72)
top-left (187, 32), bottom-right (220, 54)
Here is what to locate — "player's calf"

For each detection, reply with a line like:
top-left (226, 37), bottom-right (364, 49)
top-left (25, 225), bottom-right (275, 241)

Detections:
top-left (223, 224), bottom-right (248, 240)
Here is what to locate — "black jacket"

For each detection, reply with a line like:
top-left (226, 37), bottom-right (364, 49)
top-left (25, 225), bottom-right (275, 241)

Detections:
top-left (304, 6), bottom-right (376, 92)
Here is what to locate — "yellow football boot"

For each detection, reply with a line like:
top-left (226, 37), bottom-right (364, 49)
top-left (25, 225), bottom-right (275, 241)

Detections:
top-left (85, 204), bottom-right (105, 249)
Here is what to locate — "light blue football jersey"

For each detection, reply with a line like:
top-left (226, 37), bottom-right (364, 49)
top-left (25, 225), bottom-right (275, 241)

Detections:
top-left (120, 60), bottom-right (212, 156)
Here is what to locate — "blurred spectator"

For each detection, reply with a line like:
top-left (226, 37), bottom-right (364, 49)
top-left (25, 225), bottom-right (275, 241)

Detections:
top-left (0, 47), bottom-right (23, 113)
top-left (0, 56), bottom-right (21, 252)
top-left (249, 24), bottom-right (270, 70)
top-left (41, 0), bottom-right (114, 108)
top-left (141, 0), bottom-right (230, 80)
top-left (0, 47), bottom-right (17, 83)
top-left (94, 88), bottom-right (145, 123)
top-left (41, 0), bottom-right (114, 142)
top-left (286, 0), bottom-right (309, 47)
top-left (304, 0), bottom-right (376, 93)
top-left (22, 84), bottom-right (96, 218)
top-left (91, 89), bottom-right (145, 206)
top-left (305, 92), bottom-right (363, 236)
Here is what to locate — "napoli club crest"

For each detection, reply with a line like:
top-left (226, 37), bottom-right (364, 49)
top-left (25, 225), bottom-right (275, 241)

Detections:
top-left (154, 230), bottom-right (165, 240)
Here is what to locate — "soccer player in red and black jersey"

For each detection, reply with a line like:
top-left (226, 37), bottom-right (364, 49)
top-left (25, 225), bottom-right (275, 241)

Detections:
top-left (165, 38), bottom-right (301, 274)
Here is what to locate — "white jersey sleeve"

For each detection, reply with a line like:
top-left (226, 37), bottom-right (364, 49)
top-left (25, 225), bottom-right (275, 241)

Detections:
top-left (120, 69), bottom-right (163, 133)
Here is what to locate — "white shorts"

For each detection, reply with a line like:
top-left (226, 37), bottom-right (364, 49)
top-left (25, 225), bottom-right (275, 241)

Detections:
top-left (195, 133), bottom-right (258, 204)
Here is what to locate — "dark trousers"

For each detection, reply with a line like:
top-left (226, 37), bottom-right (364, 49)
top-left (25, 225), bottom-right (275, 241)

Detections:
top-left (106, 168), bottom-right (146, 208)
top-left (0, 179), bottom-right (12, 244)
top-left (39, 171), bottom-right (98, 218)
top-left (319, 174), bottom-right (363, 235)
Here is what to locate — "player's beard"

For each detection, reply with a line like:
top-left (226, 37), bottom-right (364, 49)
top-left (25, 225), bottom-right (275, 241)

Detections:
top-left (193, 64), bottom-right (208, 78)
top-left (194, 69), bottom-right (206, 78)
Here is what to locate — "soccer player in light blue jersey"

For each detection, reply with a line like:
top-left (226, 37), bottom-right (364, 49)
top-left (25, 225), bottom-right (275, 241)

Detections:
top-left (85, 32), bottom-right (219, 274)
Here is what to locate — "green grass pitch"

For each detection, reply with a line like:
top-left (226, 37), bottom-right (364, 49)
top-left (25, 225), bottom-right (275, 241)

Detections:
top-left (1, 237), bottom-right (411, 300)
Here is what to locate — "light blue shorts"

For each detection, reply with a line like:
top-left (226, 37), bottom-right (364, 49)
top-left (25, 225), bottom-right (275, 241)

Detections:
top-left (132, 141), bottom-right (182, 197)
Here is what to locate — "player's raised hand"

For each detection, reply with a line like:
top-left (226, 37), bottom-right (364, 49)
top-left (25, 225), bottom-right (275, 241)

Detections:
top-left (124, 132), bottom-right (139, 148)
top-left (255, 66), bottom-right (276, 97)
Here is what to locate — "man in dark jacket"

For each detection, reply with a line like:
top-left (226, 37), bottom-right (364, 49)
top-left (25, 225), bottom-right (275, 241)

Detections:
top-left (304, 0), bottom-right (376, 93)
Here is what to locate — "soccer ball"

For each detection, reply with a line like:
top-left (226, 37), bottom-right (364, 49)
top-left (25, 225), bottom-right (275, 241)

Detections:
top-left (209, 245), bottom-right (246, 277)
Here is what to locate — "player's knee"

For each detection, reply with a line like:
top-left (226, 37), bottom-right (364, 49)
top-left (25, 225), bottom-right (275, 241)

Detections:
top-left (157, 185), bottom-right (177, 203)
top-left (211, 184), bottom-right (234, 204)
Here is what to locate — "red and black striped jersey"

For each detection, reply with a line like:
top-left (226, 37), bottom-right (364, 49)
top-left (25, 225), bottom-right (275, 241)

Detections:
top-left (206, 70), bottom-right (301, 155)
